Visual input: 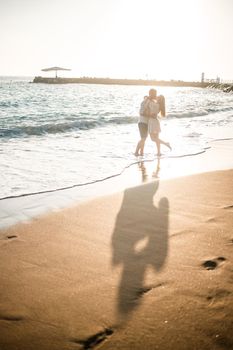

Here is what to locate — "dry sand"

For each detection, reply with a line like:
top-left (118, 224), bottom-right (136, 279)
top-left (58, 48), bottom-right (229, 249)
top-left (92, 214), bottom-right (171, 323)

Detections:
top-left (0, 170), bottom-right (233, 350)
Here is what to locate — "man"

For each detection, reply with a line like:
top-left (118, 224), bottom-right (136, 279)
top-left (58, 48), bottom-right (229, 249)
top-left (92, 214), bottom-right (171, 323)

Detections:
top-left (134, 89), bottom-right (158, 156)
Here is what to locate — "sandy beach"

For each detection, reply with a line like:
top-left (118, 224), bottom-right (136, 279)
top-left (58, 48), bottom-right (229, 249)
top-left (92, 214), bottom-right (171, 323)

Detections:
top-left (1, 0), bottom-right (233, 348)
top-left (1, 141), bottom-right (233, 349)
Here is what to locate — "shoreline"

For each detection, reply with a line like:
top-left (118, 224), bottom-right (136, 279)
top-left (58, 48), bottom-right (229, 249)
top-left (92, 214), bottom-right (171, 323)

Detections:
top-left (0, 138), bottom-right (233, 231)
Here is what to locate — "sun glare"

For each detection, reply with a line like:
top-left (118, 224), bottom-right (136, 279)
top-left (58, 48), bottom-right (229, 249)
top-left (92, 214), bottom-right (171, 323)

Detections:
top-left (1, 0), bottom-right (232, 80)
top-left (98, 0), bottom-right (203, 81)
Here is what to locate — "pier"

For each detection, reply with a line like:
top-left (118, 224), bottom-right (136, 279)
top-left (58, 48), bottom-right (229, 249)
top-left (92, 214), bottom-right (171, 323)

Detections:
top-left (32, 76), bottom-right (233, 92)
top-left (33, 76), bottom-right (210, 88)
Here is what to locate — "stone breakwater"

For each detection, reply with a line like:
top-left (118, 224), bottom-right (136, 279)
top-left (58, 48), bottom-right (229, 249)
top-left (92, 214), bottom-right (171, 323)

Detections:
top-left (207, 83), bottom-right (233, 93)
top-left (32, 77), bottom-right (233, 92)
top-left (32, 76), bottom-right (209, 87)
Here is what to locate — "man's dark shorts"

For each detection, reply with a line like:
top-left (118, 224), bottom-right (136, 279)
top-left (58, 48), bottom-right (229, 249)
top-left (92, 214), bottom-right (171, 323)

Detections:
top-left (138, 122), bottom-right (148, 139)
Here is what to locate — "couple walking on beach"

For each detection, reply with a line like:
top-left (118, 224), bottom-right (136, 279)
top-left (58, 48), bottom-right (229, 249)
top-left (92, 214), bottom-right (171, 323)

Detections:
top-left (135, 88), bottom-right (171, 156)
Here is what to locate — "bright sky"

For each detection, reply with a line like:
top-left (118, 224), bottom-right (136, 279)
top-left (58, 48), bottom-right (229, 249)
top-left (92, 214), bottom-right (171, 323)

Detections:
top-left (0, 0), bottom-right (233, 81)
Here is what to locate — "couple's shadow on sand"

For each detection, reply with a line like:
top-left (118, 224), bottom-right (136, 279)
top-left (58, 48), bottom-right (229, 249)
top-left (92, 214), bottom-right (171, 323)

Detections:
top-left (111, 165), bottom-right (169, 319)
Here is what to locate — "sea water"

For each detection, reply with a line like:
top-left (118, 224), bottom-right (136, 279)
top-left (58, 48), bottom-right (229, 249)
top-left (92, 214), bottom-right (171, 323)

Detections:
top-left (1, 76), bottom-right (233, 199)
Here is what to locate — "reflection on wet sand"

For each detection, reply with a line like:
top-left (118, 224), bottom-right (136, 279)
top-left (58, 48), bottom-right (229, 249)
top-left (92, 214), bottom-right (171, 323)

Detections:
top-left (138, 158), bottom-right (160, 182)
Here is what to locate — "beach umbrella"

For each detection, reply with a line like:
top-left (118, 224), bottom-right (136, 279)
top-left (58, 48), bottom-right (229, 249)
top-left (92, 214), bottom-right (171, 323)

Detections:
top-left (41, 66), bottom-right (71, 78)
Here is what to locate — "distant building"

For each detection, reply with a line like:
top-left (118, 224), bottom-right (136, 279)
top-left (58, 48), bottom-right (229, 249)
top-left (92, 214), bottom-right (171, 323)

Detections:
top-left (201, 72), bottom-right (205, 83)
top-left (203, 73), bottom-right (221, 84)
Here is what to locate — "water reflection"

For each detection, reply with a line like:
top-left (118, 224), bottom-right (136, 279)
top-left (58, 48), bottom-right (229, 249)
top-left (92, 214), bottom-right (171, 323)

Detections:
top-left (138, 158), bottom-right (161, 183)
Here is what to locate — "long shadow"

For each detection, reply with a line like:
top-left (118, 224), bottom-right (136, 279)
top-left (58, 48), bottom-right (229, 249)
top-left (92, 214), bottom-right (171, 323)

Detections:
top-left (111, 176), bottom-right (169, 319)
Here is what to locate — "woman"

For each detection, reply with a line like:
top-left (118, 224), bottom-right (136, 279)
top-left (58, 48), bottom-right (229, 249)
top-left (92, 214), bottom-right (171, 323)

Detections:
top-left (148, 93), bottom-right (171, 156)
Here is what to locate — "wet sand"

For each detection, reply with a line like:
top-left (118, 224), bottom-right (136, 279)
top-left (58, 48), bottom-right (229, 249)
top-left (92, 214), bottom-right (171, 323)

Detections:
top-left (1, 138), bottom-right (233, 230)
top-left (0, 168), bottom-right (233, 349)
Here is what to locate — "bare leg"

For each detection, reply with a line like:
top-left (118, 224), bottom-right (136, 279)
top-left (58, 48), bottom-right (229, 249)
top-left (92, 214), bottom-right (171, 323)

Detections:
top-left (134, 140), bottom-right (141, 156)
top-left (139, 139), bottom-right (146, 155)
top-left (150, 133), bottom-right (171, 155)
top-left (150, 133), bottom-right (161, 156)
top-left (135, 138), bottom-right (146, 156)
top-left (159, 138), bottom-right (172, 150)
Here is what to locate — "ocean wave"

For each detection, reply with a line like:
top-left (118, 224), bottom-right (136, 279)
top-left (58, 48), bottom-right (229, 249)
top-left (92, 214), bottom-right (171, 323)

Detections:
top-left (167, 110), bottom-right (208, 119)
top-left (105, 116), bottom-right (137, 124)
top-left (184, 132), bottom-right (202, 138)
top-left (0, 101), bottom-right (20, 108)
top-left (0, 116), bottom-right (138, 138)
top-left (167, 106), bottom-right (233, 119)
top-left (1, 105), bottom-right (232, 139)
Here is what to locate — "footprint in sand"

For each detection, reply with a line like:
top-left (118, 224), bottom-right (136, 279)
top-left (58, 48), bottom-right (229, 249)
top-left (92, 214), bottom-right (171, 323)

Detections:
top-left (206, 288), bottom-right (231, 301)
top-left (0, 314), bottom-right (23, 321)
top-left (135, 283), bottom-right (165, 299)
top-left (72, 328), bottom-right (114, 349)
top-left (6, 235), bottom-right (18, 240)
top-left (202, 257), bottom-right (226, 270)
top-left (223, 204), bottom-right (233, 210)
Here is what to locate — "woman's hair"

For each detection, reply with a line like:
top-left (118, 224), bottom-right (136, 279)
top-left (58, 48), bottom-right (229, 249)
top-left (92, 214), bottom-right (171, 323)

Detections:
top-left (157, 95), bottom-right (166, 117)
